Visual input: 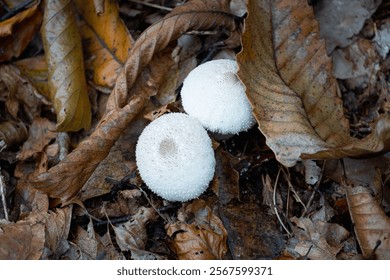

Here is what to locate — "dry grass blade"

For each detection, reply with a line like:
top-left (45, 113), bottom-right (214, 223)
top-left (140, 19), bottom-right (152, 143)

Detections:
top-left (41, 0), bottom-right (91, 131)
top-left (346, 185), bottom-right (390, 259)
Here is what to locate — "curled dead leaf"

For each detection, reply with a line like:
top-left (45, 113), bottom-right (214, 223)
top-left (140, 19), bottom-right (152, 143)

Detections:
top-left (41, 0), bottom-right (91, 131)
top-left (0, 120), bottom-right (28, 149)
top-left (346, 184), bottom-right (390, 259)
top-left (166, 200), bottom-right (228, 260)
top-left (238, 0), bottom-right (390, 167)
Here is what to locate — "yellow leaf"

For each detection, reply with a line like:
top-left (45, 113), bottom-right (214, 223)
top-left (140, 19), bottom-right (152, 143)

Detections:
top-left (41, 0), bottom-right (91, 131)
top-left (74, 0), bottom-right (134, 88)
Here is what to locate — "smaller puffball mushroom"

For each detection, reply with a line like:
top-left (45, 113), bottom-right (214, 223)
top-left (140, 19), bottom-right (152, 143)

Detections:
top-left (181, 59), bottom-right (256, 135)
top-left (135, 113), bottom-right (215, 202)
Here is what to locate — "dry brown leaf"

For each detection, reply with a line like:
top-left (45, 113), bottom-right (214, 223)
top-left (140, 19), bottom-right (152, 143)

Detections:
top-left (97, 232), bottom-right (125, 260)
top-left (346, 185), bottom-right (390, 259)
top-left (0, 64), bottom-right (43, 120)
top-left (31, 0), bottom-right (239, 205)
top-left (0, 1), bottom-right (42, 62)
top-left (219, 196), bottom-right (285, 259)
top-left (0, 218), bottom-right (45, 259)
top-left (77, 149), bottom-right (131, 202)
top-left (41, 0), bottom-right (91, 131)
top-left (238, 0), bottom-right (390, 167)
top-left (166, 199), bottom-right (227, 260)
top-left (113, 206), bottom-right (162, 260)
top-left (74, 0), bottom-right (134, 88)
top-left (17, 117), bottom-right (57, 160)
top-left (14, 55), bottom-right (50, 99)
top-left (71, 220), bottom-right (98, 260)
top-left (0, 120), bottom-right (28, 149)
top-left (289, 216), bottom-right (349, 260)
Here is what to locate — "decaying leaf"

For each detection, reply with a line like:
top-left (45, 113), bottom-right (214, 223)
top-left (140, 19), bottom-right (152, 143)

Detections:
top-left (220, 195), bottom-right (285, 259)
top-left (74, 0), bottom-right (134, 88)
top-left (0, 1), bottom-right (42, 62)
top-left (0, 207), bottom-right (71, 260)
top-left (166, 200), bottom-right (228, 260)
top-left (289, 216), bottom-right (349, 260)
top-left (17, 117), bottom-right (57, 160)
top-left (0, 218), bottom-right (45, 260)
top-left (238, 0), bottom-right (390, 167)
top-left (0, 64), bottom-right (43, 120)
top-left (112, 206), bottom-right (162, 260)
top-left (346, 184), bottom-right (390, 259)
top-left (14, 55), bottom-right (50, 99)
top-left (0, 120), bottom-right (28, 149)
top-left (41, 0), bottom-right (91, 131)
top-left (71, 220), bottom-right (98, 260)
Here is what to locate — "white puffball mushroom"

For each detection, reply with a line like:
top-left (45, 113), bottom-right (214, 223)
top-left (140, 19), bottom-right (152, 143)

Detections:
top-left (135, 113), bottom-right (216, 202)
top-left (181, 59), bottom-right (256, 135)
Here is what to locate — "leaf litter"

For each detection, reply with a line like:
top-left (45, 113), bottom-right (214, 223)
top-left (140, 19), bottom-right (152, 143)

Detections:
top-left (1, 0), bottom-right (390, 260)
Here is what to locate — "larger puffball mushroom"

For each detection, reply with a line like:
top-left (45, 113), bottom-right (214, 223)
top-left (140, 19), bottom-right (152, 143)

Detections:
top-left (181, 59), bottom-right (256, 134)
top-left (135, 113), bottom-right (216, 202)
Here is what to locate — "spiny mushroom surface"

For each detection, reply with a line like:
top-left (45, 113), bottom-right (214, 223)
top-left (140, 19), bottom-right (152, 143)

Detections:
top-left (181, 59), bottom-right (256, 134)
top-left (135, 113), bottom-right (216, 202)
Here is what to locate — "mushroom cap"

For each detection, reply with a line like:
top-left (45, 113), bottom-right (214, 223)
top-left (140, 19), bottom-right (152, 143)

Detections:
top-left (181, 59), bottom-right (256, 134)
top-left (135, 113), bottom-right (216, 202)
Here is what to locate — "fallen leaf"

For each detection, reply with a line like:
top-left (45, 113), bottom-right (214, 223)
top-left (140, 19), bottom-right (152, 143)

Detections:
top-left (17, 117), bottom-right (57, 160)
top-left (238, 0), bottom-right (390, 167)
top-left (41, 0), bottom-right (91, 131)
top-left (97, 232), bottom-right (125, 260)
top-left (0, 120), bottom-right (28, 149)
top-left (0, 64), bottom-right (43, 120)
top-left (71, 220), bottom-right (98, 260)
top-left (74, 0), bottom-right (134, 88)
top-left (113, 206), bottom-right (162, 260)
top-left (219, 196), bottom-right (285, 259)
top-left (289, 216), bottom-right (349, 260)
top-left (346, 184), bottom-right (390, 259)
top-left (166, 199), bottom-right (228, 260)
top-left (0, 218), bottom-right (45, 260)
top-left (0, 1), bottom-right (42, 62)
top-left (314, 0), bottom-right (381, 53)
top-left (14, 55), bottom-right (50, 99)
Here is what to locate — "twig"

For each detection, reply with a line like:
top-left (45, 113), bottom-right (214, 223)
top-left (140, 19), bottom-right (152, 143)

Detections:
top-left (281, 168), bottom-right (307, 212)
top-left (301, 162), bottom-right (326, 217)
top-left (0, 167), bottom-right (9, 221)
top-left (273, 168), bottom-right (292, 236)
top-left (128, 0), bottom-right (173, 12)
